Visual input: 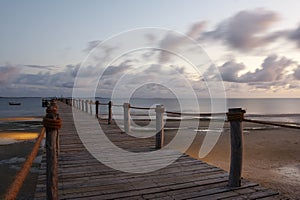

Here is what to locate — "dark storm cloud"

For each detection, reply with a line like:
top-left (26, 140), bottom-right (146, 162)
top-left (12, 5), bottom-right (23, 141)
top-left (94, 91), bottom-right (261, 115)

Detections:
top-left (202, 9), bottom-right (279, 52)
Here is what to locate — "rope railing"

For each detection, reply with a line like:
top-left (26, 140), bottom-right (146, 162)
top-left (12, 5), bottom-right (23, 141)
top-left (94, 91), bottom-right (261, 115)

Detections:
top-left (99, 102), bottom-right (109, 105)
top-left (4, 128), bottom-right (45, 200)
top-left (130, 105), bottom-right (155, 110)
top-left (166, 110), bottom-right (227, 117)
top-left (243, 118), bottom-right (300, 130)
top-left (112, 104), bottom-right (123, 107)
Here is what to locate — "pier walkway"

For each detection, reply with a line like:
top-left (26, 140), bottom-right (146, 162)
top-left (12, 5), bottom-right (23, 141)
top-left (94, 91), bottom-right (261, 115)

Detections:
top-left (34, 102), bottom-right (281, 199)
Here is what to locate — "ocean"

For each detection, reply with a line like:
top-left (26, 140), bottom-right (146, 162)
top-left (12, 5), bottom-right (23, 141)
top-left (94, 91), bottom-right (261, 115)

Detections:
top-left (108, 98), bottom-right (300, 123)
top-left (0, 97), bottom-right (45, 118)
top-left (1, 97), bottom-right (300, 123)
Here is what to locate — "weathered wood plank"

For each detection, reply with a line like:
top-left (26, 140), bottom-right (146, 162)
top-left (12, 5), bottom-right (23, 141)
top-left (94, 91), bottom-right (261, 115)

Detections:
top-left (34, 101), bottom-right (282, 200)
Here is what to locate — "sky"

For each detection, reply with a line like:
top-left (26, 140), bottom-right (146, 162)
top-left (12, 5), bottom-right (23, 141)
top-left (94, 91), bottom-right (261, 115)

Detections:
top-left (1, 0), bottom-right (300, 98)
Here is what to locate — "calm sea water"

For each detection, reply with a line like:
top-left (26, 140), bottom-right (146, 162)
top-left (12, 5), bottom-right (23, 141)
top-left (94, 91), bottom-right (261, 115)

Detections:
top-left (99, 98), bottom-right (300, 123)
top-left (1, 97), bottom-right (300, 123)
top-left (0, 97), bottom-right (45, 118)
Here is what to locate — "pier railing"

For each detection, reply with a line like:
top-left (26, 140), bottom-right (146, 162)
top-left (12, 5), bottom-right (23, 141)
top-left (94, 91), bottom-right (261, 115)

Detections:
top-left (4, 128), bottom-right (45, 200)
top-left (58, 98), bottom-right (300, 191)
top-left (4, 100), bottom-right (61, 200)
top-left (43, 100), bottom-right (62, 199)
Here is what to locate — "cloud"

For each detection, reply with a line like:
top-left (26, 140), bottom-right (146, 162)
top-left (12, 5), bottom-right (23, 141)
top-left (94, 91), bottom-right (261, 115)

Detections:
top-left (24, 65), bottom-right (58, 70)
top-left (294, 66), bottom-right (300, 80)
top-left (0, 65), bottom-right (20, 85)
top-left (240, 55), bottom-right (295, 82)
top-left (288, 24), bottom-right (300, 48)
top-left (218, 61), bottom-right (246, 82)
top-left (158, 33), bottom-right (184, 63)
top-left (210, 55), bottom-right (300, 91)
top-left (158, 21), bottom-right (207, 63)
top-left (102, 60), bottom-right (132, 76)
top-left (202, 9), bottom-right (279, 52)
top-left (83, 40), bottom-right (101, 53)
top-left (186, 21), bottom-right (207, 39)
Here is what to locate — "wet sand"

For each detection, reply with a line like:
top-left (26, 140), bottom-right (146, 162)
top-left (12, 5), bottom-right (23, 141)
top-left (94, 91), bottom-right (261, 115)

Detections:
top-left (0, 119), bottom-right (43, 199)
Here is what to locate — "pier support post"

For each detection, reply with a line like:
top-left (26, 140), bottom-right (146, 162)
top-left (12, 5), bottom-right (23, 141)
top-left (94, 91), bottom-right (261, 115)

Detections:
top-left (85, 100), bottom-right (89, 113)
top-left (123, 103), bottom-right (130, 134)
top-left (89, 101), bottom-right (93, 115)
top-left (43, 100), bottom-right (62, 200)
top-left (108, 101), bottom-right (112, 124)
top-left (81, 99), bottom-right (84, 112)
top-left (95, 101), bottom-right (99, 118)
top-left (155, 105), bottom-right (165, 149)
top-left (227, 108), bottom-right (245, 187)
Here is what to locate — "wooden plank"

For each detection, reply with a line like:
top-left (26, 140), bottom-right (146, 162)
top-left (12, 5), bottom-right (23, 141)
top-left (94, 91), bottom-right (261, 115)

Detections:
top-left (34, 101), bottom-right (282, 200)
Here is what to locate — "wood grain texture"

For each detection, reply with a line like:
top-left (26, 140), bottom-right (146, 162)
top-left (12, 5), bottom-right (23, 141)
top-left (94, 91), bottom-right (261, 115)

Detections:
top-left (34, 102), bottom-right (281, 200)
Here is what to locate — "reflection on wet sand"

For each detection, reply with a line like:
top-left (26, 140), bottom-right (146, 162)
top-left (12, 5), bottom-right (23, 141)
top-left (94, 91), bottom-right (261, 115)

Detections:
top-left (0, 117), bottom-right (41, 122)
top-left (0, 132), bottom-right (39, 140)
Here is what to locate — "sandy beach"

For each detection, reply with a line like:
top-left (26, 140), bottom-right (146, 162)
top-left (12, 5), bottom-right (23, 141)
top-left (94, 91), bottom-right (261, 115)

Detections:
top-left (0, 119), bottom-right (43, 199)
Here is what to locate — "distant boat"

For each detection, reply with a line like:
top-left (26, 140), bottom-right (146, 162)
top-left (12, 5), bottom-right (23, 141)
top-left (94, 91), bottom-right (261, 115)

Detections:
top-left (9, 102), bottom-right (21, 106)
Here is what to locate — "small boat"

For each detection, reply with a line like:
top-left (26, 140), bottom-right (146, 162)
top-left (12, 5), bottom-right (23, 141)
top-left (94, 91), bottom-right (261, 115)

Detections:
top-left (9, 102), bottom-right (21, 106)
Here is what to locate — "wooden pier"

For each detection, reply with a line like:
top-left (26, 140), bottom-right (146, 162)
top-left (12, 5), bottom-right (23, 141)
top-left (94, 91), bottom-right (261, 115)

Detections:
top-left (34, 101), bottom-right (281, 200)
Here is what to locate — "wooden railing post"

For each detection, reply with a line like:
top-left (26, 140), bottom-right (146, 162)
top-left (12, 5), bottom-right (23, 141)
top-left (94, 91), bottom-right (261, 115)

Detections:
top-left (227, 108), bottom-right (245, 187)
top-left (85, 100), bottom-right (88, 113)
top-left (123, 103), bottom-right (130, 134)
top-left (89, 101), bottom-right (93, 115)
top-left (95, 100), bottom-right (99, 118)
top-left (81, 99), bottom-right (84, 111)
top-left (43, 100), bottom-right (62, 200)
top-left (155, 105), bottom-right (165, 149)
top-left (108, 101), bottom-right (112, 124)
